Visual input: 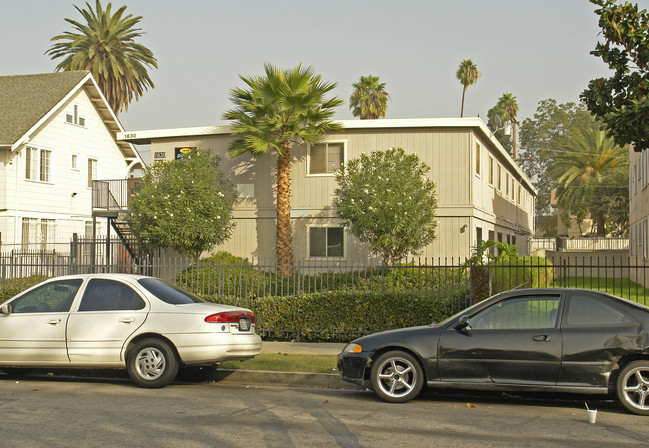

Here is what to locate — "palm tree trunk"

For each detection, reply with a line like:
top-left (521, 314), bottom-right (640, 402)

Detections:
top-left (460, 85), bottom-right (467, 117)
top-left (596, 212), bottom-right (606, 236)
top-left (276, 144), bottom-right (294, 276)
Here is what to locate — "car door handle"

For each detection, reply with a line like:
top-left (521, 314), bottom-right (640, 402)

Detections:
top-left (118, 317), bottom-right (136, 324)
top-left (46, 319), bottom-right (61, 325)
top-left (532, 335), bottom-right (551, 342)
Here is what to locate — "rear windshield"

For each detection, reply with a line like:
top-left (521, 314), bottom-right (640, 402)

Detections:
top-left (137, 278), bottom-right (206, 305)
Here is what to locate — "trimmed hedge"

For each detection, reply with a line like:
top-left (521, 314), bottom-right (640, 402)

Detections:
top-left (0, 275), bottom-right (48, 303)
top-left (205, 289), bottom-right (469, 342)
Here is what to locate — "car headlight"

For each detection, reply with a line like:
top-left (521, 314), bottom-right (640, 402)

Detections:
top-left (343, 343), bottom-right (362, 353)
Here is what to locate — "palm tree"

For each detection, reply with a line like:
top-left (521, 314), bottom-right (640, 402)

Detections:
top-left (498, 93), bottom-right (519, 160)
top-left (456, 59), bottom-right (480, 117)
top-left (349, 75), bottom-right (390, 119)
top-left (552, 127), bottom-right (628, 236)
top-left (224, 63), bottom-right (343, 273)
top-left (46, 0), bottom-right (157, 115)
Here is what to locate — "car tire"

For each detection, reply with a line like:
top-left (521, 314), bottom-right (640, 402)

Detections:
top-left (176, 365), bottom-right (219, 383)
top-left (616, 360), bottom-right (649, 415)
top-left (127, 338), bottom-right (179, 388)
top-left (370, 350), bottom-right (424, 403)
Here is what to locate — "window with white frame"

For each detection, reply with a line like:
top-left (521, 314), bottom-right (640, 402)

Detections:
top-left (88, 158), bottom-right (97, 187)
top-left (25, 146), bottom-right (51, 182)
top-left (308, 142), bottom-right (344, 175)
top-left (506, 173), bottom-right (510, 197)
top-left (71, 154), bottom-right (78, 170)
top-left (66, 104), bottom-right (86, 127)
top-left (475, 143), bottom-right (481, 176)
top-left (21, 218), bottom-right (56, 251)
top-left (308, 226), bottom-right (345, 258)
top-left (497, 164), bottom-right (502, 191)
top-left (488, 156), bottom-right (494, 185)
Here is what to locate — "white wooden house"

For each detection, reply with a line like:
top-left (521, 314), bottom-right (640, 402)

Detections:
top-left (0, 71), bottom-right (144, 251)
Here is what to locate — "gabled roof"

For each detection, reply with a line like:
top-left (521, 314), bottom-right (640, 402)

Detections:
top-left (0, 71), bottom-right (141, 162)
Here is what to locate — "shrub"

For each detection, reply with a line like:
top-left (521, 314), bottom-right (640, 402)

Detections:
top-left (202, 289), bottom-right (469, 342)
top-left (0, 275), bottom-right (49, 303)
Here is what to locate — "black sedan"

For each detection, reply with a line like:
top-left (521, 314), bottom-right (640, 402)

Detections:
top-left (338, 288), bottom-right (649, 415)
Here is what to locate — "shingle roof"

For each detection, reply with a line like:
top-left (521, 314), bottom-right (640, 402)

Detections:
top-left (0, 71), bottom-right (90, 146)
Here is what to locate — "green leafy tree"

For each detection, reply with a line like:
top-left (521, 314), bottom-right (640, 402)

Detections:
top-left (46, 0), bottom-right (157, 115)
top-left (498, 93), bottom-right (520, 160)
top-left (582, 0), bottom-right (649, 151)
top-left (127, 148), bottom-right (238, 263)
top-left (223, 63), bottom-right (343, 272)
top-left (456, 59), bottom-right (480, 117)
top-left (349, 75), bottom-right (390, 119)
top-left (486, 103), bottom-right (513, 155)
top-left (552, 126), bottom-right (629, 236)
top-left (518, 99), bottom-right (595, 235)
top-left (333, 147), bottom-right (438, 264)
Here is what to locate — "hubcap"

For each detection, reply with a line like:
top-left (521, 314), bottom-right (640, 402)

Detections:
top-left (376, 357), bottom-right (417, 398)
top-left (135, 347), bottom-right (166, 380)
top-left (622, 366), bottom-right (649, 411)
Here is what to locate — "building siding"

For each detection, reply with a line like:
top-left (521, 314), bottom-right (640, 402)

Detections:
top-left (142, 120), bottom-right (535, 263)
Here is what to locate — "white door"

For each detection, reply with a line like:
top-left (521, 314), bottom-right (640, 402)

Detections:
top-left (0, 279), bottom-right (83, 363)
top-left (66, 279), bottom-right (148, 364)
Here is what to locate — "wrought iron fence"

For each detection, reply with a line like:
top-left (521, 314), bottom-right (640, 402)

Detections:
top-left (1, 251), bottom-right (648, 341)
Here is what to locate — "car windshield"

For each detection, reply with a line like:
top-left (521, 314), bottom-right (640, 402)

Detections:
top-left (137, 278), bottom-right (206, 304)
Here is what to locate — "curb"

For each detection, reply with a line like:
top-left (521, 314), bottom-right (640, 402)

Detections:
top-left (214, 368), bottom-right (364, 390)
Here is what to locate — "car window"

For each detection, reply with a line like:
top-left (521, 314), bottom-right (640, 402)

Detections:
top-left (137, 278), bottom-right (206, 304)
top-left (470, 295), bottom-right (560, 330)
top-left (564, 292), bottom-right (634, 327)
top-left (78, 279), bottom-right (146, 312)
top-left (11, 279), bottom-right (83, 313)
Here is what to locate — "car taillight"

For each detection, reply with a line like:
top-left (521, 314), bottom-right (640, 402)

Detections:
top-left (204, 311), bottom-right (255, 323)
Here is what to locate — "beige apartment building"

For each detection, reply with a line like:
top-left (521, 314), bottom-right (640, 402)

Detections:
top-left (630, 147), bottom-right (649, 285)
top-left (119, 118), bottom-right (536, 263)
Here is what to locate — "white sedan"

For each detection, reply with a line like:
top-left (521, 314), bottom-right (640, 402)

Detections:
top-left (0, 274), bottom-right (262, 387)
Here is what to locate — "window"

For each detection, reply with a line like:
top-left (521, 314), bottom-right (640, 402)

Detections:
top-left (488, 156), bottom-right (494, 185)
top-left (71, 154), bottom-right (78, 170)
top-left (497, 164), bottom-right (502, 191)
top-left (88, 158), bottom-right (97, 187)
top-left (309, 142), bottom-right (344, 175)
top-left (309, 226), bottom-right (345, 258)
top-left (78, 279), bottom-right (146, 312)
top-left (66, 104), bottom-right (85, 127)
top-left (237, 183), bottom-right (255, 199)
top-left (21, 218), bottom-right (56, 251)
top-left (470, 295), bottom-right (561, 330)
top-left (517, 184), bottom-right (522, 204)
top-left (506, 173), bottom-right (510, 197)
top-left (475, 143), bottom-right (481, 176)
top-left (512, 235), bottom-right (516, 246)
top-left (10, 279), bottom-right (83, 313)
top-left (25, 147), bottom-right (51, 182)
top-left (476, 227), bottom-right (483, 246)
top-left (511, 178), bottom-right (515, 199)
top-left (25, 147), bottom-right (37, 180)
top-left (564, 292), bottom-right (634, 327)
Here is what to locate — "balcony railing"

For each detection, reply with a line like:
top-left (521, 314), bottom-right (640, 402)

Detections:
top-left (92, 178), bottom-right (142, 211)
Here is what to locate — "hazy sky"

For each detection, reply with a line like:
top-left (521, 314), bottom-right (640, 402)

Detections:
top-left (3, 0), bottom-right (649, 133)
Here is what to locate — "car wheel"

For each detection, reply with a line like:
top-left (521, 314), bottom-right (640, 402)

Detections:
top-left (176, 365), bottom-right (219, 383)
top-left (127, 338), bottom-right (179, 388)
top-left (616, 360), bottom-right (649, 415)
top-left (370, 350), bottom-right (424, 403)
top-left (1, 368), bottom-right (34, 377)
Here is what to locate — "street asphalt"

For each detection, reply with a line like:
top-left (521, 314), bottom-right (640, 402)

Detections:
top-left (214, 341), bottom-right (361, 390)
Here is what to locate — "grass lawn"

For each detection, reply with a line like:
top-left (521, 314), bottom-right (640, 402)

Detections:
top-left (220, 353), bottom-right (338, 373)
top-left (560, 276), bottom-right (649, 305)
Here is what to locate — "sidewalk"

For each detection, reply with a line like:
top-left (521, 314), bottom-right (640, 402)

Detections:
top-left (215, 341), bottom-right (363, 390)
top-left (260, 341), bottom-right (345, 355)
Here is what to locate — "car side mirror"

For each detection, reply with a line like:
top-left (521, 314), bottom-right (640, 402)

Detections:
top-left (1, 304), bottom-right (12, 315)
top-left (455, 315), bottom-right (472, 334)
